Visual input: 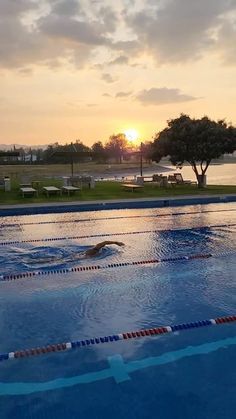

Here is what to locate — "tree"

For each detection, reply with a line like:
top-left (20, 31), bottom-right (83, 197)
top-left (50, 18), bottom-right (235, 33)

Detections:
top-left (105, 133), bottom-right (128, 163)
top-left (91, 141), bottom-right (107, 162)
top-left (142, 141), bottom-right (153, 163)
top-left (151, 114), bottom-right (236, 187)
top-left (42, 143), bottom-right (59, 163)
top-left (43, 140), bottom-right (91, 164)
top-left (74, 139), bottom-right (91, 154)
top-left (35, 148), bottom-right (44, 163)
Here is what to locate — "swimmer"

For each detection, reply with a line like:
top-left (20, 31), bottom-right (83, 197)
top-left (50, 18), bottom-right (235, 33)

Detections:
top-left (84, 241), bottom-right (124, 257)
top-left (19, 241), bottom-right (125, 268)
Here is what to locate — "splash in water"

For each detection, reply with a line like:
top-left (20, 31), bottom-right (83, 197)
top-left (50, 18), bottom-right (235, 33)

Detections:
top-left (2, 244), bottom-right (121, 273)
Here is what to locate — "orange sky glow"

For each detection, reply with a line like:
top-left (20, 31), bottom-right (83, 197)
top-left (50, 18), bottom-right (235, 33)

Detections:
top-left (1, 0), bottom-right (236, 147)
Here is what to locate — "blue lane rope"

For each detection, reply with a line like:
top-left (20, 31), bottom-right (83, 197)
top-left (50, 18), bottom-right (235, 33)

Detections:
top-left (0, 315), bottom-right (235, 363)
top-left (1, 223), bottom-right (236, 247)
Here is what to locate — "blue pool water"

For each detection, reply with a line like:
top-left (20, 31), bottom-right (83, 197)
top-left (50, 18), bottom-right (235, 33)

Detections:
top-left (0, 203), bottom-right (236, 418)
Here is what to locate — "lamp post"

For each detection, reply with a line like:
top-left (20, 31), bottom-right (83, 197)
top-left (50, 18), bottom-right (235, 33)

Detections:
top-left (71, 142), bottom-right (77, 177)
top-left (140, 141), bottom-right (143, 176)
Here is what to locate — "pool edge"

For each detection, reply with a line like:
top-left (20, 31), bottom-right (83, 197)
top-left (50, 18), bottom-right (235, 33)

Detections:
top-left (0, 194), bottom-right (236, 216)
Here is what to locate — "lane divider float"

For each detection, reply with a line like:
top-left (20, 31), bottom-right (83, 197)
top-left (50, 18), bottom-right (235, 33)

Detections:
top-left (2, 208), bottom-right (236, 227)
top-left (0, 253), bottom-right (215, 282)
top-left (0, 315), bottom-right (235, 363)
top-left (1, 251), bottom-right (235, 282)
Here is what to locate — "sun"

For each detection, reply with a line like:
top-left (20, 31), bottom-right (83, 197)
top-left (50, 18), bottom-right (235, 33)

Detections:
top-left (124, 129), bottom-right (139, 143)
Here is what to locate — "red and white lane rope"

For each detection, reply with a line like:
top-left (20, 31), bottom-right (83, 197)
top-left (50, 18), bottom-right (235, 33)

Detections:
top-left (0, 315), bottom-right (235, 363)
top-left (0, 253), bottom-right (216, 282)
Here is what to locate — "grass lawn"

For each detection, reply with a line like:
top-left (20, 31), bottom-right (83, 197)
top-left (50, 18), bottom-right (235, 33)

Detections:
top-left (1, 181), bottom-right (236, 206)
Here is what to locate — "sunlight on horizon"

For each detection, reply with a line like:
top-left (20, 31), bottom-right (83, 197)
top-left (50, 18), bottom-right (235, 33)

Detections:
top-left (124, 129), bottom-right (139, 144)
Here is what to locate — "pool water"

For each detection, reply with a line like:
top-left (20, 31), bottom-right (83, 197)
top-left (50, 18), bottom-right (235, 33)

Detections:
top-left (0, 203), bottom-right (236, 418)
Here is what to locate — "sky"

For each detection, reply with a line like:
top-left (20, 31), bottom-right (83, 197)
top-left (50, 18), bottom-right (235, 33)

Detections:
top-left (1, 0), bottom-right (236, 146)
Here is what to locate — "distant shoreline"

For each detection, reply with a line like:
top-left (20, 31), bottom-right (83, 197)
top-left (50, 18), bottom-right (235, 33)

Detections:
top-left (0, 160), bottom-right (235, 181)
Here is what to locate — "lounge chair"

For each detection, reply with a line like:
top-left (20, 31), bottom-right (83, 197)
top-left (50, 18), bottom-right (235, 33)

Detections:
top-left (19, 176), bottom-right (32, 188)
top-left (20, 187), bottom-right (38, 197)
top-left (62, 186), bottom-right (81, 196)
top-left (174, 173), bottom-right (197, 185)
top-left (152, 174), bottom-right (162, 186)
top-left (167, 175), bottom-right (178, 186)
top-left (152, 174), bottom-right (169, 187)
top-left (69, 176), bottom-right (95, 189)
top-left (122, 183), bottom-right (144, 192)
top-left (43, 186), bottom-right (61, 197)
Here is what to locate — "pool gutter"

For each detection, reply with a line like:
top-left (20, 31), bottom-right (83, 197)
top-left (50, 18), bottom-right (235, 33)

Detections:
top-left (0, 193), bottom-right (236, 216)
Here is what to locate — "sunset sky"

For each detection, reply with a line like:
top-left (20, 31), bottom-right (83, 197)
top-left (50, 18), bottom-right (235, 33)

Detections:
top-left (1, 0), bottom-right (236, 146)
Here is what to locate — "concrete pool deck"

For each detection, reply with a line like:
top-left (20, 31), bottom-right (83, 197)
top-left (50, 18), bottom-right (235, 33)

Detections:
top-left (0, 193), bottom-right (236, 216)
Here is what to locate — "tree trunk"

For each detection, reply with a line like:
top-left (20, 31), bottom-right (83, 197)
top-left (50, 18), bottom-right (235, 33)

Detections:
top-left (190, 161), bottom-right (209, 188)
top-left (197, 174), bottom-right (207, 188)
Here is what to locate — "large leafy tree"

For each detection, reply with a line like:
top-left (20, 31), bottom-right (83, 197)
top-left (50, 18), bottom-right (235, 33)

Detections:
top-left (151, 114), bottom-right (236, 187)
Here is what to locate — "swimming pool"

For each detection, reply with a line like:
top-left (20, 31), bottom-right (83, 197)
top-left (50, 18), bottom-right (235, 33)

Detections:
top-left (0, 202), bottom-right (236, 418)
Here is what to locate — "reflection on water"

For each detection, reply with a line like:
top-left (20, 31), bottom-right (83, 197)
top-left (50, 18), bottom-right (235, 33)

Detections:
top-left (2, 223), bottom-right (236, 276)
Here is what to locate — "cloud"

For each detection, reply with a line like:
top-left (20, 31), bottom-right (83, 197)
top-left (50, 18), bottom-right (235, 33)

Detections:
top-left (52, 0), bottom-right (80, 16)
top-left (98, 6), bottom-right (118, 33)
top-left (38, 2), bottom-right (108, 47)
top-left (136, 87), bottom-right (198, 106)
top-left (111, 39), bottom-right (141, 55)
top-left (0, 0), bottom-right (43, 68)
top-left (0, 0), bottom-right (37, 16)
top-left (0, 0), bottom-right (236, 71)
top-left (108, 55), bottom-right (129, 65)
top-left (101, 73), bottom-right (116, 83)
top-left (18, 67), bottom-right (34, 76)
top-left (102, 93), bottom-right (112, 97)
top-left (116, 91), bottom-right (132, 97)
top-left (0, 0), bottom-right (117, 70)
top-left (93, 55), bottom-right (129, 70)
top-left (124, 0), bottom-right (236, 63)
top-left (215, 20), bottom-right (236, 64)
top-left (39, 17), bottom-right (105, 45)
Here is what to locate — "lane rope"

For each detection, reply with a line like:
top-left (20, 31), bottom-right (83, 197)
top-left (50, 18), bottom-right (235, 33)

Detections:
top-left (1, 223), bottom-right (236, 247)
top-left (0, 315), bottom-right (235, 363)
top-left (1, 208), bottom-right (236, 227)
top-left (0, 251), bottom-right (235, 282)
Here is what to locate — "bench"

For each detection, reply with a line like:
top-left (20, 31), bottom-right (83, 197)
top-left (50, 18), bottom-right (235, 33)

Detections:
top-left (62, 186), bottom-right (81, 196)
top-left (20, 187), bottom-right (38, 198)
top-left (122, 183), bottom-right (144, 192)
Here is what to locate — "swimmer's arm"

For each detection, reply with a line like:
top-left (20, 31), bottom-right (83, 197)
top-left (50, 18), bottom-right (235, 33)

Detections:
top-left (92, 241), bottom-right (125, 250)
top-left (85, 241), bottom-right (124, 256)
